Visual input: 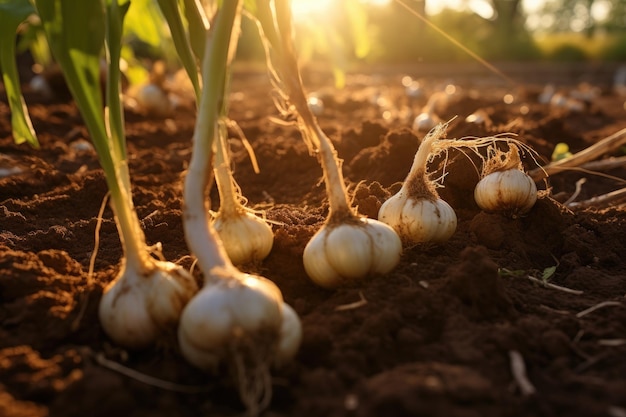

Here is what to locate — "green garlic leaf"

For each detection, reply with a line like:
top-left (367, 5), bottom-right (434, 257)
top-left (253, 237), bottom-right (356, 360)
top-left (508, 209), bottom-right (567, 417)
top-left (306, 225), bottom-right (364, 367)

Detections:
top-left (0, 0), bottom-right (39, 148)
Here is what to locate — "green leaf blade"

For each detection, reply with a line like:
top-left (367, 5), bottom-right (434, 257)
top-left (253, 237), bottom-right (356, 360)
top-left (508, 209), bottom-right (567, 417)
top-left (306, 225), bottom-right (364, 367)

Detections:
top-left (0, 0), bottom-right (39, 148)
top-left (35, 0), bottom-right (107, 148)
top-left (157, 0), bottom-right (201, 99)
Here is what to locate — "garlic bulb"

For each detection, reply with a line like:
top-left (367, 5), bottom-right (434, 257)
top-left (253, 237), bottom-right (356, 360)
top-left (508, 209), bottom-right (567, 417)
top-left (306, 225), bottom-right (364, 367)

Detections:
top-left (307, 95), bottom-right (324, 116)
top-left (379, 123), bottom-right (457, 244)
top-left (412, 112), bottom-right (440, 132)
top-left (178, 270), bottom-right (301, 371)
top-left (474, 143), bottom-right (537, 215)
top-left (213, 211), bottom-right (274, 265)
top-left (212, 128), bottom-right (274, 265)
top-left (474, 168), bottom-right (537, 214)
top-left (99, 259), bottom-right (198, 350)
top-left (274, 303), bottom-right (302, 366)
top-left (134, 83), bottom-right (172, 116)
top-left (303, 218), bottom-right (402, 289)
top-left (412, 91), bottom-right (447, 132)
top-left (379, 192), bottom-right (457, 243)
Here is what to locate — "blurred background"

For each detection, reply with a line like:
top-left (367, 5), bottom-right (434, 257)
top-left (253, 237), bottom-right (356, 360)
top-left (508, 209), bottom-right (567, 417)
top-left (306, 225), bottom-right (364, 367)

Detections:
top-left (262, 0), bottom-right (626, 64)
top-left (14, 0), bottom-right (626, 88)
top-left (232, 0), bottom-right (626, 85)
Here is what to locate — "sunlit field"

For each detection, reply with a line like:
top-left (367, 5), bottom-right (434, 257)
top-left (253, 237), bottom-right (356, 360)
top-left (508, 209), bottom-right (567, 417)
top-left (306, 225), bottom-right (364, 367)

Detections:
top-left (1, 1), bottom-right (626, 417)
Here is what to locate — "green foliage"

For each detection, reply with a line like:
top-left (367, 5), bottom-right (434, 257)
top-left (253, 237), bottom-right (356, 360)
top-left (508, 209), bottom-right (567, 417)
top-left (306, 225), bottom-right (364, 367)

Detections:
top-left (182, 0), bottom-right (208, 65)
top-left (33, 0), bottom-right (130, 195)
top-left (548, 43), bottom-right (588, 62)
top-left (0, 0), bottom-right (39, 148)
top-left (156, 0), bottom-right (201, 98)
top-left (278, 0), bottom-right (372, 88)
top-left (30, 0), bottom-right (147, 258)
top-left (16, 19), bottom-right (51, 69)
top-left (105, 0), bottom-right (131, 162)
top-left (541, 266), bottom-right (557, 283)
top-left (345, 0), bottom-right (370, 60)
top-left (531, 32), bottom-right (626, 61)
top-left (35, 0), bottom-right (107, 147)
top-left (124, 0), bottom-right (164, 48)
top-left (598, 34), bottom-right (626, 61)
top-left (499, 265), bottom-right (558, 284)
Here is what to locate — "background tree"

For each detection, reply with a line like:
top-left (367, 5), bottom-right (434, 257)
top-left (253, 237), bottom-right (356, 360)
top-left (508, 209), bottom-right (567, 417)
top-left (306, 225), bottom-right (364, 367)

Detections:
top-left (537, 0), bottom-right (626, 38)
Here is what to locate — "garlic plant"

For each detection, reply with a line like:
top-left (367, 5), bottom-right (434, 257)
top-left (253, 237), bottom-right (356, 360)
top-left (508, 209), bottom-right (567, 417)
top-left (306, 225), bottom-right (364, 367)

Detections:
top-left (212, 124), bottom-right (274, 265)
top-left (0, 0), bottom-right (39, 148)
top-left (169, 1), bottom-right (301, 412)
top-left (378, 124), bottom-right (457, 244)
top-left (17, 0), bottom-right (200, 349)
top-left (474, 143), bottom-right (538, 215)
top-left (253, 0), bottom-right (402, 289)
top-left (157, 0), bottom-right (273, 267)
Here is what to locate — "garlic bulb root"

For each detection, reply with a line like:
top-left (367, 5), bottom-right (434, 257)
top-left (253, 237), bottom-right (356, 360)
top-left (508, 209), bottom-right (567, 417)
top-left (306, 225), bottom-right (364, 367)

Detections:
top-left (178, 270), bottom-right (301, 414)
top-left (179, 273), bottom-right (281, 368)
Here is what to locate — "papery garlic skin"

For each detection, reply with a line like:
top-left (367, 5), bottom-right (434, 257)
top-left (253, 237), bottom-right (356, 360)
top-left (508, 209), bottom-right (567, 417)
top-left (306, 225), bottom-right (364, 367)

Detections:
top-left (303, 218), bottom-right (402, 289)
top-left (98, 260), bottom-right (198, 350)
top-left (474, 169), bottom-right (538, 214)
top-left (213, 211), bottom-right (274, 265)
top-left (178, 272), bottom-right (299, 371)
top-left (379, 192), bottom-right (457, 243)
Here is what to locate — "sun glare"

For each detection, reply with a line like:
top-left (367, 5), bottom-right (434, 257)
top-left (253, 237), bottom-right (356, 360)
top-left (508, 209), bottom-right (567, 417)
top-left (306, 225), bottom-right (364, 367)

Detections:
top-left (290, 0), bottom-right (333, 19)
top-left (290, 0), bottom-right (391, 20)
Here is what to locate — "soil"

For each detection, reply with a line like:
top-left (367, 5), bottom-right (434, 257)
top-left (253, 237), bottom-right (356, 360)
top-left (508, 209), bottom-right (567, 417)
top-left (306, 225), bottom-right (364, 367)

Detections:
top-left (1, 65), bottom-right (625, 417)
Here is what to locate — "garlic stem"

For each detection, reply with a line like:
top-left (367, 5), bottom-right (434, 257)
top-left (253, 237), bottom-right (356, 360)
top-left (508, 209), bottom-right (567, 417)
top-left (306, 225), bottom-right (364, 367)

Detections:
top-left (308, 123), bottom-right (354, 220)
top-left (183, 1), bottom-right (241, 281)
top-left (400, 124), bottom-right (442, 200)
top-left (214, 124), bottom-right (241, 216)
top-left (423, 91), bottom-right (446, 114)
top-left (283, 73), bottom-right (353, 220)
top-left (259, 0), bottom-right (353, 220)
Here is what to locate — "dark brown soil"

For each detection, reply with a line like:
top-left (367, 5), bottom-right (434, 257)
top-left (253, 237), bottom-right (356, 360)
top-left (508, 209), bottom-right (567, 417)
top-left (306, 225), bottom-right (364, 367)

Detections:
top-left (1, 67), bottom-right (625, 417)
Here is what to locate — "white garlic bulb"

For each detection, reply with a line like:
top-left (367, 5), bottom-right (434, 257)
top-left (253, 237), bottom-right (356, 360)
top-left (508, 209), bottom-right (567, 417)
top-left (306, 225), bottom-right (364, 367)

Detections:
top-left (474, 168), bottom-right (537, 214)
top-left (307, 95), bottom-right (324, 116)
top-left (303, 218), bottom-right (402, 289)
top-left (178, 271), bottom-right (301, 371)
top-left (379, 192), bottom-right (457, 243)
top-left (213, 211), bottom-right (274, 265)
top-left (134, 83), bottom-right (172, 116)
top-left (98, 260), bottom-right (198, 350)
top-left (412, 112), bottom-right (439, 132)
top-left (274, 302), bottom-right (303, 367)
top-left (379, 122), bottom-right (456, 244)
